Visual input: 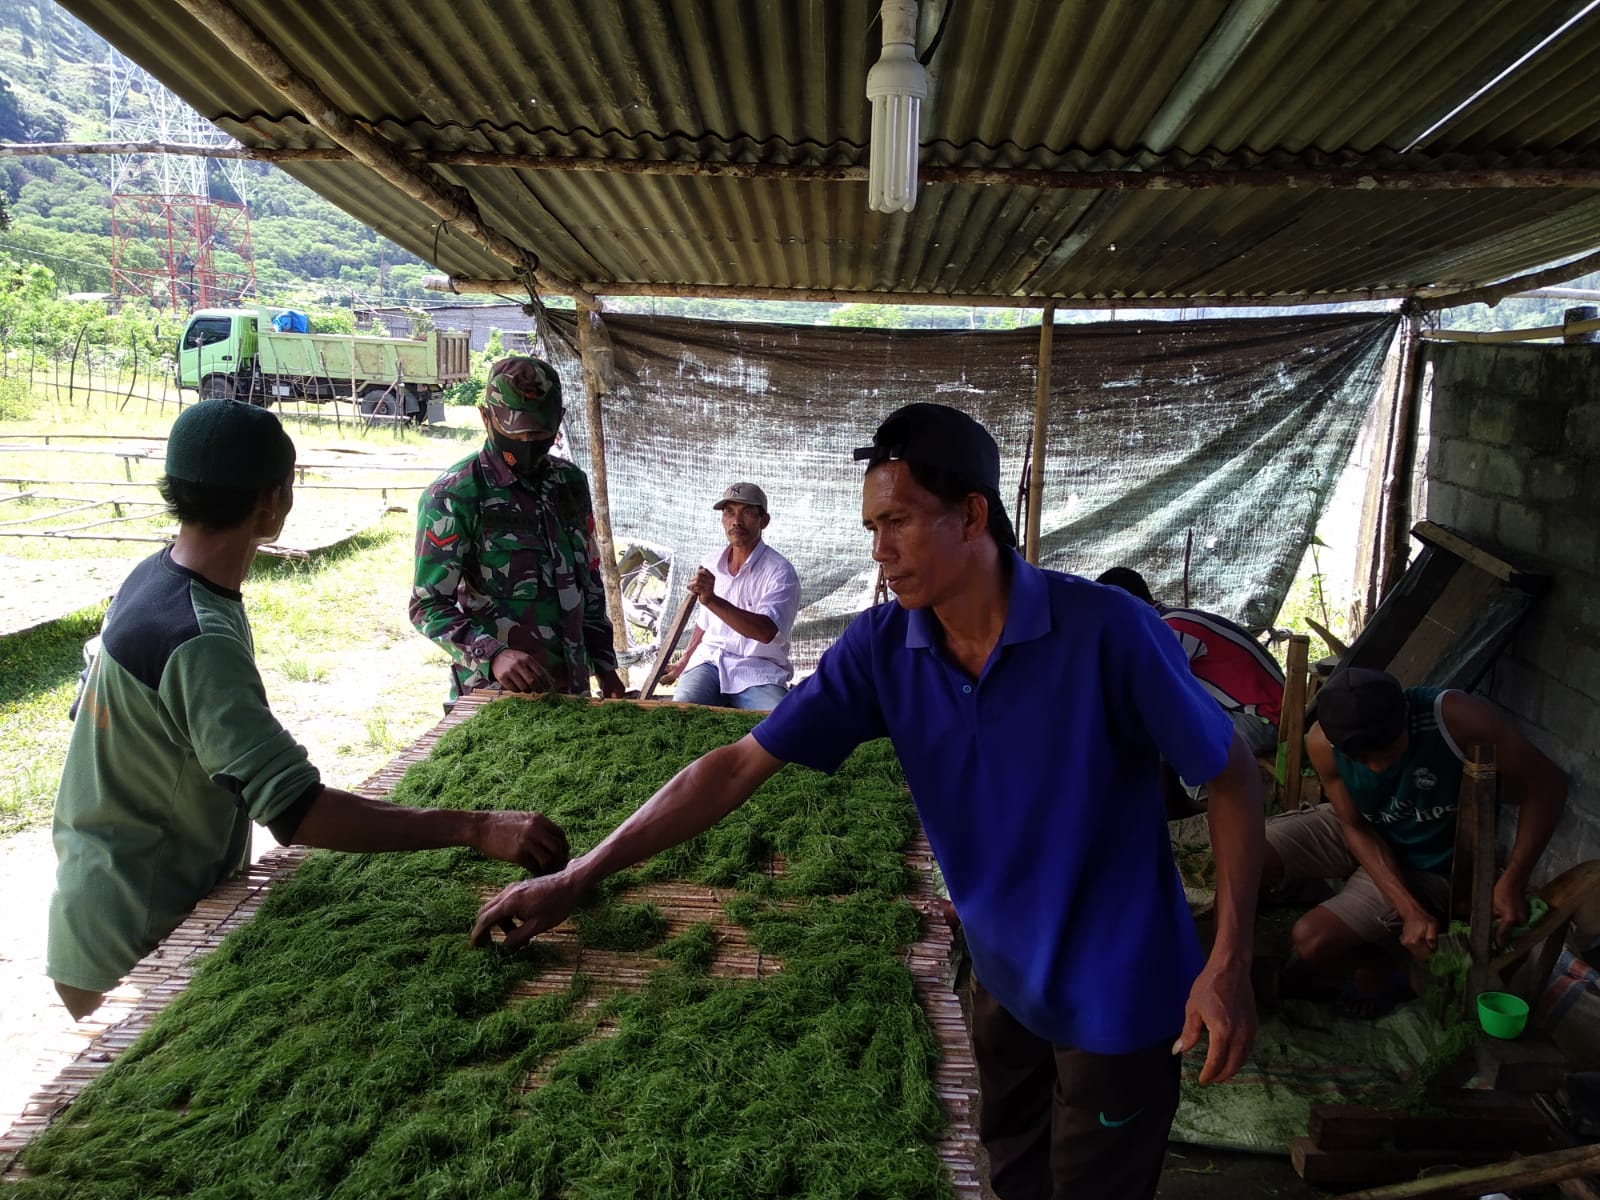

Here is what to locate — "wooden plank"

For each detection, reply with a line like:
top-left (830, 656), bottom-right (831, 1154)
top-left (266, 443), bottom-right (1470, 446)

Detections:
top-left (637, 594), bottom-right (698, 700)
top-left (1412, 521), bottom-right (1522, 584)
top-left (1327, 1142), bottom-right (1600, 1199)
top-left (1292, 1138), bottom-right (1513, 1187)
top-left (1385, 566), bottom-right (1498, 685)
top-left (1307, 1104), bottom-right (1549, 1153)
top-left (1280, 634), bottom-right (1310, 810)
top-left (1474, 1031), bottom-right (1571, 1093)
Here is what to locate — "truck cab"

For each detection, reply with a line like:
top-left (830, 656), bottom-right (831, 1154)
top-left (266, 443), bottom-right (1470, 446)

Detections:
top-left (177, 308), bottom-right (261, 402)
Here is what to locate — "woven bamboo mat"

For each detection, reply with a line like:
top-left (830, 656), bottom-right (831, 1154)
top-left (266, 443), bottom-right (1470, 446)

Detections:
top-left (0, 693), bottom-right (982, 1196)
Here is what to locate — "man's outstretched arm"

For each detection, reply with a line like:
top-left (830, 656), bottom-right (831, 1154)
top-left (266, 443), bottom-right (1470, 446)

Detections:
top-left (281, 787), bottom-right (569, 876)
top-left (472, 733), bottom-right (786, 949)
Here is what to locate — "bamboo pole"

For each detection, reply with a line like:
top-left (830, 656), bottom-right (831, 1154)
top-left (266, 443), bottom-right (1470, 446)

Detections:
top-left (1419, 246), bottom-right (1600, 312)
top-left (1423, 315), bottom-right (1600, 343)
top-left (425, 274), bottom-right (1417, 309)
top-left (1023, 303), bottom-right (1055, 564)
top-left (574, 306), bottom-right (629, 654)
top-left (1378, 309), bottom-right (1425, 602)
top-left (1465, 744), bottom-right (1498, 1011)
top-left (168, 0), bottom-right (593, 308)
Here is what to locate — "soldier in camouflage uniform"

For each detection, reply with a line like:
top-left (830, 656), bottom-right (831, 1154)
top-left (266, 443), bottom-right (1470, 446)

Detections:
top-left (410, 355), bottom-right (627, 707)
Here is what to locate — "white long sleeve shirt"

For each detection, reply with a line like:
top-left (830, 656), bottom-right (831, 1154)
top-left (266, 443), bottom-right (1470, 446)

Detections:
top-left (683, 540), bottom-right (800, 693)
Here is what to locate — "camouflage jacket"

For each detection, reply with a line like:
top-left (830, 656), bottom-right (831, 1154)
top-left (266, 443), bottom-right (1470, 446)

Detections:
top-left (410, 444), bottom-right (619, 701)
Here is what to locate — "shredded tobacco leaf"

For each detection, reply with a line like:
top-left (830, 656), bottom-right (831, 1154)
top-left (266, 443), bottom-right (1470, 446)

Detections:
top-left (9, 697), bottom-right (950, 1200)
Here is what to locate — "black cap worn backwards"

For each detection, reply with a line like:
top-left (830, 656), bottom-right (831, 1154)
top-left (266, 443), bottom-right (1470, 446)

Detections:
top-left (852, 402), bottom-right (1017, 548)
top-left (853, 402), bottom-right (1001, 491)
top-left (1316, 667), bottom-right (1408, 753)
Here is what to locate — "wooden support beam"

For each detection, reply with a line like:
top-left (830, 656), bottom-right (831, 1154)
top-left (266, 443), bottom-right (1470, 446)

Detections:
top-left (12, 140), bottom-right (1600, 192)
top-left (573, 306), bottom-right (629, 654)
top-left (170, 0), bottom-right (594, 308)
top-left (1024, 303), bottom-right (1055, 563)
top-left (1378, 309), bottom-right (1425, 603)
top-left (424, 274), bottom-right (1415, 309)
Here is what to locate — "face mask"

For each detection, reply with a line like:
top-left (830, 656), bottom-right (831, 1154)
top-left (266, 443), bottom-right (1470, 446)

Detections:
top-left (483, 402), bottom-right (560, 480)
top-left (490, 429), bottom-right (556, 478)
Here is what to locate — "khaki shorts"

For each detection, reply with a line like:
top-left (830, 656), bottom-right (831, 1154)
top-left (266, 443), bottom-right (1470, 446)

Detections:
top-left (1265, 804), bottom-right (1452, 945)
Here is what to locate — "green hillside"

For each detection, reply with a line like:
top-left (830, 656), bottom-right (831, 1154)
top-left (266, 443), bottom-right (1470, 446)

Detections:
top-left (0, 0), bottom-right (433, 307)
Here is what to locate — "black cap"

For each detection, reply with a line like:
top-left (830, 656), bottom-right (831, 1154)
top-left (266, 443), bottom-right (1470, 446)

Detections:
top-left (853, 403), bottom-right (1017, 547)
top-left (166, 400), bottom-right (296, 489)
top-left (1096, 567), bottom-right (1155, 605)
top-left (1316, 668), bottom-right (1407, 753)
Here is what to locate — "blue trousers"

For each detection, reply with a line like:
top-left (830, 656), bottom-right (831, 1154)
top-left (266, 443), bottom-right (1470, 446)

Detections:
top-left (671, 663), bottom-right (789, 711)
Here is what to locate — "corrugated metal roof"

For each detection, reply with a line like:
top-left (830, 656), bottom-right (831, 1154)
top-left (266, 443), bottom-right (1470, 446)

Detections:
top-left (55, 0), bottom-right (1600, 302)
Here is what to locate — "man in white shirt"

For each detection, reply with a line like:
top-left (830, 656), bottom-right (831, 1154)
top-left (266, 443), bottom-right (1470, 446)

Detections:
top-left (661, 482), bottom-right (800, 711)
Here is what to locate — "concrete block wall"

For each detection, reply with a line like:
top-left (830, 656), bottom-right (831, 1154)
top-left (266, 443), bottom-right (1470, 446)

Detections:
top-left (1424, 342), bottom-right (1600, 878)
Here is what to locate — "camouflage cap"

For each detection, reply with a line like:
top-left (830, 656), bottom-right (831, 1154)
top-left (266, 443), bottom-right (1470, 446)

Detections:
top-left (482, 356), bottom-right (563, 434)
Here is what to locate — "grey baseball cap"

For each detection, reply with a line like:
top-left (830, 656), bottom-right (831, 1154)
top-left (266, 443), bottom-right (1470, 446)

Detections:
top-left (713, 482), bottom-right (768, 511)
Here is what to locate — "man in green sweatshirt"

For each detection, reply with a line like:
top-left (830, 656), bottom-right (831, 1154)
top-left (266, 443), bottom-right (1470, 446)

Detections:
top-left (48, 400), bottom-right (569, 1019)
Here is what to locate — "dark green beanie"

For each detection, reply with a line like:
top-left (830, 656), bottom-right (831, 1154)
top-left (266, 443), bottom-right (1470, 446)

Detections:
top-left (165, 400), bottom-right (296, 489)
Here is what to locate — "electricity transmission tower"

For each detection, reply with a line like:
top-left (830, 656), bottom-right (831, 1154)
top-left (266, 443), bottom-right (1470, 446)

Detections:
top-left (106, 51), bottom-right (256, 309)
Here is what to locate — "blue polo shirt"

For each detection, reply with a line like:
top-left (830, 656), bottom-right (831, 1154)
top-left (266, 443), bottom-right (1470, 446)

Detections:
top-left (754, 553), bottom-right (1232, 1053)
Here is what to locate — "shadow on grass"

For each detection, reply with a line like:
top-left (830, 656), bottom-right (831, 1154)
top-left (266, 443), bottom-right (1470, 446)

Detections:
top-left (0, 604), bottom-right (106, 708)
top-left (424, 417), bottom-right (483, 446)
top-left (248, 523), bottom-right (406, 582)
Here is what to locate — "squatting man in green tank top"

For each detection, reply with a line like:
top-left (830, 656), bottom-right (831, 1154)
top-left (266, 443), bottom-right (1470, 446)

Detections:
top-left (1260, 667), bottom-right (1566, 1017)
top-left (47, 400), bottom-right (570, 1020)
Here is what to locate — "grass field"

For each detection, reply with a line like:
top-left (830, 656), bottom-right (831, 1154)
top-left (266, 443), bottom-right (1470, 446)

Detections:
top-left (0, 382), bottom-right (487, 835)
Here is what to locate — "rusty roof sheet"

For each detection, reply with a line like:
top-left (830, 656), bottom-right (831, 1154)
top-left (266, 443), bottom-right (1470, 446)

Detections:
top-left (55, 0), bottom-right (1600, 302)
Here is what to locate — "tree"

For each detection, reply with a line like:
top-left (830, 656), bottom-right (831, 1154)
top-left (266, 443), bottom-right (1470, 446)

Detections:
top-left (0, 76), bottom-right (26, 141)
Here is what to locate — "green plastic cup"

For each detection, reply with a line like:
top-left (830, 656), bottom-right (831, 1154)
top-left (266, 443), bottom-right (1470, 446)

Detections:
top-left (1477, 991), bottom-right (1529, 1039)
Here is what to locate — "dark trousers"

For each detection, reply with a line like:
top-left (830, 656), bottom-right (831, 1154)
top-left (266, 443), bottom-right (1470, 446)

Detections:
top-left (971, 976), bottom-right (1181, 1200)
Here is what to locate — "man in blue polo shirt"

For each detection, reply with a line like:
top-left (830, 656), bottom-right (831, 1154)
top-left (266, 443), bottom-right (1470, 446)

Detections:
top-left (473, 403), bottom-right (1265, 1200)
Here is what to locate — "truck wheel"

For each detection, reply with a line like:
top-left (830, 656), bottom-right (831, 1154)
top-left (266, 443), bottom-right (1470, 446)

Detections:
top-left (361, 387), bottom-right (399, 424)
top-left (201, 375), bottom-right (233, 401)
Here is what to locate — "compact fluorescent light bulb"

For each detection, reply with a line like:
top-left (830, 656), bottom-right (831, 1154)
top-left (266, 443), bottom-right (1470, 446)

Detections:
top-left (866, 0), bottom-right (927, 213)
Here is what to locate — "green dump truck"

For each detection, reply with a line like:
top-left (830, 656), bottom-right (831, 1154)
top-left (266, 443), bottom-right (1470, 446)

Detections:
top-left (176, 306), bottom-right (472, 424)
